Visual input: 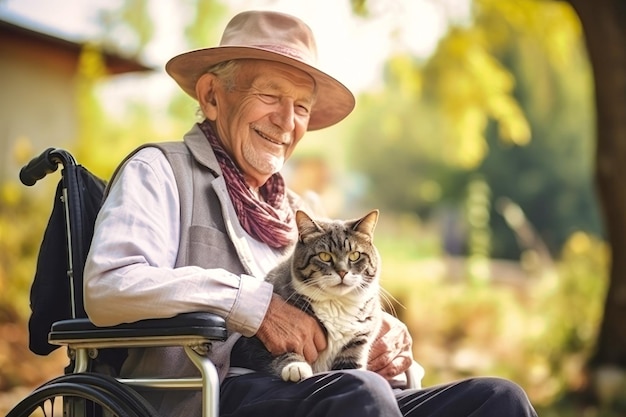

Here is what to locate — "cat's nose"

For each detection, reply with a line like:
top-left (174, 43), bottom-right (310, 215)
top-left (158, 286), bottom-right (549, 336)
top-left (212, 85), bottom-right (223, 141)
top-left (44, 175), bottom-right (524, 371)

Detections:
top-left (337, 270), bottom-right (347, 279)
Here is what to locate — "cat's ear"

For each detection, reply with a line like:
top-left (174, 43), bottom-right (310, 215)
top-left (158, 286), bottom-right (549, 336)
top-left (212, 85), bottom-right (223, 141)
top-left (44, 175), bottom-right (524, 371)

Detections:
top-left (295, 210), bottom-right (324, 242)
top-left (352, 209), bottom-right (379, 240)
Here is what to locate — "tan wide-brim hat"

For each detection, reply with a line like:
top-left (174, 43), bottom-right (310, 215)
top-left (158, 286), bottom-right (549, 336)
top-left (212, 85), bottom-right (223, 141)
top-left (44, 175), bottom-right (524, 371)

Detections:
top-left (166, 10), bottom-right (356, 131)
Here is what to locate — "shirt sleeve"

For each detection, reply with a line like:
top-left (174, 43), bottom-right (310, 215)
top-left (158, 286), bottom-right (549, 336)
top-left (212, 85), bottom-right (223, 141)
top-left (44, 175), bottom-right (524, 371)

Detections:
top-left (83, 147), bottom-right (273, 337)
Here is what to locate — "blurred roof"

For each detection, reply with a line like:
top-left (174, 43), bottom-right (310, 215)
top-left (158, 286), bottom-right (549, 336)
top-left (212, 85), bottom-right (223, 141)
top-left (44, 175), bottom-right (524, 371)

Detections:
top-left (0, 17), bottom-right (153, 75)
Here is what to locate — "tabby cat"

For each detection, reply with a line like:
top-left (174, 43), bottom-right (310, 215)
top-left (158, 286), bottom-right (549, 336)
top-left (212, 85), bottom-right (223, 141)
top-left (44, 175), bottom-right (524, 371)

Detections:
top-left (230, 209), bottom-right (383, 382)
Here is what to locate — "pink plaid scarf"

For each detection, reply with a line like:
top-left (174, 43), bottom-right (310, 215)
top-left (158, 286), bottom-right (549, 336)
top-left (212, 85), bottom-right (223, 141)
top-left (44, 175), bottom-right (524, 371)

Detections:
top-left (199, 121), bottom-right (296, 248)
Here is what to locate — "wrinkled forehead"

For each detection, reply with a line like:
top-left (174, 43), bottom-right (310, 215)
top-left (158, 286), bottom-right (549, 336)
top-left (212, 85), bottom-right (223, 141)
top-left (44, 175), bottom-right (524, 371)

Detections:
top-left (237, 59), bottom-right (317, 99)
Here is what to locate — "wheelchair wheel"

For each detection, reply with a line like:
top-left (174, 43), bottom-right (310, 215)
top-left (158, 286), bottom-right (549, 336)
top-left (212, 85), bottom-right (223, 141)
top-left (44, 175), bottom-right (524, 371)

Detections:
top-left (6, 373), bottom-right (157, 417)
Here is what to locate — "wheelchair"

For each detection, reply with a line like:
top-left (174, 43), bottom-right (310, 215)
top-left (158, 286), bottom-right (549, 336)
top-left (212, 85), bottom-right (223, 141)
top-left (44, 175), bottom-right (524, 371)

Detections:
top-left (8, 148), bottom-right (227, 417)
top-left (7, 148), bottom-right (424, 417)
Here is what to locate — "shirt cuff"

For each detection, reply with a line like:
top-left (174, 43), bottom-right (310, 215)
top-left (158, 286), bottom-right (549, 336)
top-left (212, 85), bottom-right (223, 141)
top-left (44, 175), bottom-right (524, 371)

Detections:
top-left (226, 274), bottom-right (273, 337)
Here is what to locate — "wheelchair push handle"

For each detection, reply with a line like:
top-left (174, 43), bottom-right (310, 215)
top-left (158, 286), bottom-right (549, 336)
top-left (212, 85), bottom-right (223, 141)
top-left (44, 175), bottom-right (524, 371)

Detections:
top-left (20, 147), bottom-right (77, 186)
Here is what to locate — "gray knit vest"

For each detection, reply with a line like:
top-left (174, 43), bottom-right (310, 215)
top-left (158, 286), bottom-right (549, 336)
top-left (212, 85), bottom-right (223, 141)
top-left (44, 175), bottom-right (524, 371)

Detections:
top-left (108, 134), bottom-right (246, 275)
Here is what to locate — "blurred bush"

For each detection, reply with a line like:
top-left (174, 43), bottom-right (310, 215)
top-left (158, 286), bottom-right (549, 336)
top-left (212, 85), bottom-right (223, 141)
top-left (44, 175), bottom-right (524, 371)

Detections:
top-left (379, 225), bottom-right (608, 408)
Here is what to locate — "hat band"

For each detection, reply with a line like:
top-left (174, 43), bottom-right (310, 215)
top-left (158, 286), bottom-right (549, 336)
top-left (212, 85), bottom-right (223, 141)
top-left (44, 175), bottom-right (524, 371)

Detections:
top-left (252, 44), bottom-right (314, 64)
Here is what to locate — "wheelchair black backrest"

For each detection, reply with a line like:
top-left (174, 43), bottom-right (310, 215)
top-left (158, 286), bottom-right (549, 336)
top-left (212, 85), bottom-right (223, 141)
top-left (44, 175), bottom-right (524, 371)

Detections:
top-left (21, 148), bottom-right (107, 355)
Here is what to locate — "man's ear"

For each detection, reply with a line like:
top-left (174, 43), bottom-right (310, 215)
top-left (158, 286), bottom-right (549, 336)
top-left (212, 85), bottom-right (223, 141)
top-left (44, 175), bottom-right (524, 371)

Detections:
top-left (196, 73), bottom-right (219, 121)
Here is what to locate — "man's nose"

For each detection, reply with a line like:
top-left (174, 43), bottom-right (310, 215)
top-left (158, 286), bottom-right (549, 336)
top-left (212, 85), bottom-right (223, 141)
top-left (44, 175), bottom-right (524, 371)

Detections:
top-left (271, 100), bottom-right (296, 131)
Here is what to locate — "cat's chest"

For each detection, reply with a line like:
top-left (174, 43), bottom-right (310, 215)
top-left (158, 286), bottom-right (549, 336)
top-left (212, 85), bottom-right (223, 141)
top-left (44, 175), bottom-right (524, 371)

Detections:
top-left (313, 301), bottom-right (366, 340)
top-left (310, 299), bottom-right (378, 372)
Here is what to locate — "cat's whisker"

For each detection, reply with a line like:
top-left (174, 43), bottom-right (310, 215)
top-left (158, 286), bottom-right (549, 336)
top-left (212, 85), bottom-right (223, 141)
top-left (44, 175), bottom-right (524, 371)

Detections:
top-left (378, 287), bottom-right (405, 317)
top-left (284, 290), bottom-right (307, 306)
top-left (302, 284), bottom-right (326, 301)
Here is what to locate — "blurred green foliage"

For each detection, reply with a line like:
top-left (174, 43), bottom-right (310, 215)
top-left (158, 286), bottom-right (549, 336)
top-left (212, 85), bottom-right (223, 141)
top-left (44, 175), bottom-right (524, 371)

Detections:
top-left (348, 0), bottom-right (598, 261)
top-left (98, 0), bottom-right (154, 56)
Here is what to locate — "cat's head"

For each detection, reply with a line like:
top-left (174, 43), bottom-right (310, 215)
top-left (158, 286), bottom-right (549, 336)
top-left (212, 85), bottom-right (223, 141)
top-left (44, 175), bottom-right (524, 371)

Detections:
top-left (291, 210), bottom-right (380, 301)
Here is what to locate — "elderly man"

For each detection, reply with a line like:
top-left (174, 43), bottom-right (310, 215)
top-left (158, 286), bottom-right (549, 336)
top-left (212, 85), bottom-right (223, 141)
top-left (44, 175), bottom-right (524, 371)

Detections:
top-left (84, 10), bottom-right (537, 417)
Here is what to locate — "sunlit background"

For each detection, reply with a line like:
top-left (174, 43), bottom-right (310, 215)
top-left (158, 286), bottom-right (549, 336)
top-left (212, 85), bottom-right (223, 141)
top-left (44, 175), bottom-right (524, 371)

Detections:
top-left (0, 0), bottom-right (614, 416)
top-left (1, 0), bottom-right (470, 89)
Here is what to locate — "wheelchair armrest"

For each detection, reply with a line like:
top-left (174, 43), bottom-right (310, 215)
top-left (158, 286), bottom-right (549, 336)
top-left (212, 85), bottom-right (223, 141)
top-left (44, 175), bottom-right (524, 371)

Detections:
top-left (49, 313), bottom-right (226, 417)
top-left (49, 312), bottom-right (228, 349)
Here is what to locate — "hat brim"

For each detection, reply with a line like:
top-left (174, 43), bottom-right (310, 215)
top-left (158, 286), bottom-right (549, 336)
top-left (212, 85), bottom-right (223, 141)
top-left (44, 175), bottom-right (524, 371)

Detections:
top-left (165, 46), bottom-right (355, 131)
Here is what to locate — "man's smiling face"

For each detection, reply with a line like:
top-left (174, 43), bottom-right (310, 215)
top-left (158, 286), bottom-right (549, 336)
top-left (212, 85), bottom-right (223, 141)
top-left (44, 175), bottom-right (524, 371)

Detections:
top-left (212, 59), bottom-right (317, 189)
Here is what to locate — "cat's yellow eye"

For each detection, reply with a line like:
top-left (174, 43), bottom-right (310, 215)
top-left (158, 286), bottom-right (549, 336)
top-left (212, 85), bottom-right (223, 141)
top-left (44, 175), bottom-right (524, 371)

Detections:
top-left (318, 252), bottom-right (332, 262)
top-left (348, 251), bottom-right (361, 262)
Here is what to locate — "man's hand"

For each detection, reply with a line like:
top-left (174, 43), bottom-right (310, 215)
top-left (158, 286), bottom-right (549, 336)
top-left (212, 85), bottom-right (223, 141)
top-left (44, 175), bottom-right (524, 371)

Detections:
top-left (368, 312), bottom-right (413, 379)
top-left (256, 294), bottom-right (327, 363)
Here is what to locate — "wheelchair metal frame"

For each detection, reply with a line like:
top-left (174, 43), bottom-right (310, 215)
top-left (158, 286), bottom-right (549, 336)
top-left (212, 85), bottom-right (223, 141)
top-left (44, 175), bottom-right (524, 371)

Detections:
top-left (50, 315), bottom-right (224, 417)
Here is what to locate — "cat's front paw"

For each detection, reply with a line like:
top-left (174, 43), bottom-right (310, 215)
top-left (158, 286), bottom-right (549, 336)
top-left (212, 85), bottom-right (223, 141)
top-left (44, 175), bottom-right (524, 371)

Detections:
top-left (281, 361), bottom-right (313, 382)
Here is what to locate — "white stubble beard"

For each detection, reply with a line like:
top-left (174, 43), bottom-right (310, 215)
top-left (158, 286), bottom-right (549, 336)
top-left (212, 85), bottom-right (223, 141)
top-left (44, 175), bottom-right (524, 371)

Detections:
top-left (242, 140), bottom-right (285, 177)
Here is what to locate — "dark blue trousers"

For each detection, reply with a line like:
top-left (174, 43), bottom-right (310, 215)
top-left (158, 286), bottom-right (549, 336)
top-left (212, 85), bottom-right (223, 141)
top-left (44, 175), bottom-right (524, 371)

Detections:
top-left (219, 370), bottom-right (537, 417)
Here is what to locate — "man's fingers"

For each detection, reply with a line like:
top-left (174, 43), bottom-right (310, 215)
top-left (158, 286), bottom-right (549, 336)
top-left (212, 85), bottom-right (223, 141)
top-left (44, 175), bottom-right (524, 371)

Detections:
top-left (367, 317), bottom-right (413, 378)
top-left (301, 316), bottom-right (325, 363)
top-left (313, 325), bottom-right (327, 352)
top-left (367, 351), bottom-right (388, 373)
top-left (303, 341), bottom-right (318, 364)
top-left (370, 351), bottom-right (413, 379)
top-left (379, 355), bottom-right (413, 379)
top-left (260, 300), bottom-right (326, 364)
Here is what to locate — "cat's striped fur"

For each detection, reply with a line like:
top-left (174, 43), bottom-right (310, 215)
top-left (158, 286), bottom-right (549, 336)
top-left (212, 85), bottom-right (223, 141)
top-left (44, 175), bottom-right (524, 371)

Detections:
top-left (230, 209), bottom-right (382, 382)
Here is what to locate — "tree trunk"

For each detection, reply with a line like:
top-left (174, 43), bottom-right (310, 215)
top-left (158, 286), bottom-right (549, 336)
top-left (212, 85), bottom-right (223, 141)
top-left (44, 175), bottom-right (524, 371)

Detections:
top-left (566, 0), bottom-right (626, 401)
